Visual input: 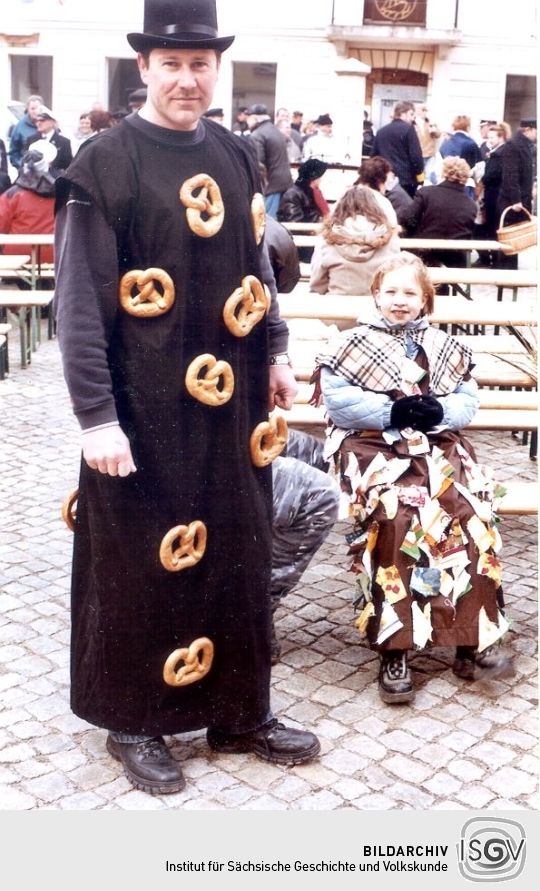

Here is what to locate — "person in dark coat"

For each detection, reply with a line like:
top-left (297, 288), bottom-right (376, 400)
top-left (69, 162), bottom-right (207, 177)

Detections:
top-left (440, 116), bottom-right (482, 170)
top-left (278, 158), bottom-right (329, 261)
top-left (372, 101), bottom-right (424, 198)
top-left (27, 107), bottom-right (73, 172)
top-left (402, 155), bottom-right (476, 269)
top-left (7, 94), bottom-right (43, 169)
top-left (476, 124), bottom-right (508, 267)
top-left (495, 118), bottom-right (537, 269)
top-left (0, 138), bottom-right (10, 193)
top-left (54, 0), bottom-right (320, 797)
top-left (355, 154), bottom-right (413, 227)
top-left (245, 103), bottom-right (293, 217)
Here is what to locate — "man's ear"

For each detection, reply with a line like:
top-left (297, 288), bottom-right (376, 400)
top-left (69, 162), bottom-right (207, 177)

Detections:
top-left (137, 53), bottom-right (149, 85)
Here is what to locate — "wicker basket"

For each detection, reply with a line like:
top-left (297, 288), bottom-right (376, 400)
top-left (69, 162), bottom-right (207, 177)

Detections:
top-left (497, 206), bottom-right (537, 255)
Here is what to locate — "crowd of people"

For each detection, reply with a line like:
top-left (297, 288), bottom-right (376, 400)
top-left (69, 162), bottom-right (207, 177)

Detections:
top-left (0, 0), bottom-right (536, 801)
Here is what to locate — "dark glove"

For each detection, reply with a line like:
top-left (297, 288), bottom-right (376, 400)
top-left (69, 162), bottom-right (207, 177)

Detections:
top-left (390, 395), bottom-right (444, 432)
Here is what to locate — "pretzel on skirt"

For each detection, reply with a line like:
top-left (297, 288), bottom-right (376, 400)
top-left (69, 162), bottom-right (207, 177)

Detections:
top-left (159, 520), bottom-right (207, 572)
top-left (223, 275), bottom-right (270, 337)
top-left (185, 353), bottom-right (234, 406)
top-left (119, 267), bottom-right (175, 317)
top-left (163, 637), bottom-right (214, 687)
top-left (250, 413), bottom-right (288, 467)
top-left (179, 173), bottom-right (224, 238)
top-left (61, 488), bottom-right (79, 532)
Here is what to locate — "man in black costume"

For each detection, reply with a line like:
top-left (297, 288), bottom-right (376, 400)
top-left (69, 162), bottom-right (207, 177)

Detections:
top-left (54, 0), bottom-right (320, 796)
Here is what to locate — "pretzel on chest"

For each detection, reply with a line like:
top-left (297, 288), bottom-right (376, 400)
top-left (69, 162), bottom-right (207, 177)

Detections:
top-left (180, 173), bottom-right (224, 238)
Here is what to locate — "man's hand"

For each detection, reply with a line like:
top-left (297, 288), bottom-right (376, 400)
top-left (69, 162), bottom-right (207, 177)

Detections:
top-left (82, 425), bottom-right (137, 477)
top-left (268, 364), bottom-right (298, 410)
top-left (511, 202), bottom-right (524, 212)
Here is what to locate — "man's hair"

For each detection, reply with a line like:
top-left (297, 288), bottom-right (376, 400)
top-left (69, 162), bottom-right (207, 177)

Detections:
top-left (393, 101), bottom-right (414, 119)
top-left (27, 94), bottom-right (44, 108)
top-left (138, 48), bottom-right (221, 65)
top-left (370, 252), bottom-right (435, 315)
top-left (452, 115), bottom-right (471, 132)
top-left (356, 156), bottom-right (392, 190)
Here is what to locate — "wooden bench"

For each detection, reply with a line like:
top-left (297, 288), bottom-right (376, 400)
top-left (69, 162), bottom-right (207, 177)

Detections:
top-left (0, 290), bottom-right (55, 367)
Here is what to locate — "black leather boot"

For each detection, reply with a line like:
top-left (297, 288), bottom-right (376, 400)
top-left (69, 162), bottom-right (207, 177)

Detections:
top-left (453, 645), bottom-right (515, 680)
top-left (378, 650), bottom-right (414, 703)
top-left (106, 735), bottom-right (185, 794)
top-left (207, 718), bottom-right (320, 765)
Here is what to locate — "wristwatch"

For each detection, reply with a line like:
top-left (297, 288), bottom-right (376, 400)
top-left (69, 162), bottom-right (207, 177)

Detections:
top-left (269, 353), bottom-right (291, 366)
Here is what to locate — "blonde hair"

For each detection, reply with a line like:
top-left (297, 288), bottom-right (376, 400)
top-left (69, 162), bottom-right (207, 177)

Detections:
top-left (441, 155), bottom-right (471, 185)
top-left (370, 252), bottom-right (435, 316)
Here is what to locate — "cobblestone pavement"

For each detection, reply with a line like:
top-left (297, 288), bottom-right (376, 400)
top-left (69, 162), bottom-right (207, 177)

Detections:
top-left (0, 312), bottom-right (537, 811)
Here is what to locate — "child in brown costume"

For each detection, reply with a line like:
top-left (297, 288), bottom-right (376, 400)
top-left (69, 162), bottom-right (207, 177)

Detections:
top-left (316, 253), bottom-right (514, 703)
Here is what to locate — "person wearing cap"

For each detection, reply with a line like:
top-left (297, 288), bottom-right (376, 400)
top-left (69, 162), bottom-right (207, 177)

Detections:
top-left (496, 117), bottom-right (537, 268)
top-left (302, 114), bottom-right (340, 163)
top-left (27, 107), bottom-right (73, 172)
top-left (372, 102), bottom-right (425, 197)
top-left (128, 87), bottom-right (148, 112)
top-left (54, 0), bottom-right (320, 797)
top-left (245, 103), bottom-right (293, 217)
top-left (478, 119), bottom-right (497, 160)
top-left (204, 107), bottom-right (225, 125)
top-left (8, 94), bottom-right (44, 170)
top-left (0, 148), bottom-right (56, 263)
top-left (277, 158), bottom-right (329, 260)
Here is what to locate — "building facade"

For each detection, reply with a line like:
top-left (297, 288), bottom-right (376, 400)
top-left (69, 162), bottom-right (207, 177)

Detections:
top-left (1, 0), bottom-right (537, 165)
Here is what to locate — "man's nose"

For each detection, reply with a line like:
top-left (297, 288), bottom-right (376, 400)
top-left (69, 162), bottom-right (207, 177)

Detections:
top-left (176, 67), bottom-right (197, 89)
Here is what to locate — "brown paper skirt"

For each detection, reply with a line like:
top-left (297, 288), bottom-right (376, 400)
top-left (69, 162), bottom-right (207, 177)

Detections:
top-left (339, 430), bottom-right (504, 651)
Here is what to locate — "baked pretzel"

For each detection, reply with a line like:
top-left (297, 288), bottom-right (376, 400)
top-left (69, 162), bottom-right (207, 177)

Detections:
top-left (179, 173), bottom-right (224, 238)
top-left (250, 414), bottom-right (288, 467)
top-left (185, 353), bottom-right (234, 406)
top-left (251, 192), bottom-right (266, 245)
top-left (61, 488), bottom-right (79, 532)
top-left (163, 637), bottom-right (214, 687)
top-left (119, 267), bottom-right (175, 317)
top-left (223, 275), bottom-right (270, 337)
top-left (159, 520), bottom-right (207, 571)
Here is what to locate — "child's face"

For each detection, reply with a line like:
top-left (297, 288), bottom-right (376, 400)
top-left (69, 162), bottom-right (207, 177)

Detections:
top-left (375, 266), bottom-right (427, 325)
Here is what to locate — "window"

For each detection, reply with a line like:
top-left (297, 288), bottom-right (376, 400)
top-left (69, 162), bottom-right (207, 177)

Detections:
top-left (10, 55), bottom-right (53, 105)
top-left (108, 58), bottom-right (141, 113)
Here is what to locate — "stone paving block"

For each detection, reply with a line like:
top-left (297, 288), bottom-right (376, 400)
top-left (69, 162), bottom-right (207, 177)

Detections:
top-left (321, 748), bottom-right (369, 775)
top-left (443, 730), bottom-right (477, 752)
top-left (352, 792), bottom-right (395, 809)
top-left (183, 797), bottom-right (225, 810)
top-left (33, 733), bottom-right (76, 755)
top-left (343, 734), bottom-right (387, 761)
top-left (0, 673), bottom-right (23, 692)
top-left (241, 794), bottom-right (289, 809)
top-left (271, 774), bottom-right (311, 803)
top-left (384, 782), bottom-right (435, 809)
top-left (401, 716), bottom-right (448, 741)
top-left (10, 720), bottom-right (50, 740)
top-left (384, 754), bottom-right (433, 784)
top-left (66, 762), bottom-right (118, 791)
top-left (467, 740), bottom-right (518, 768)
top-left (295, 789), bottom-right (343, 809)
top-left (518, 754), bottom-right (539, 775)
top-left (275, 672), bottom-right (321, 698)
top-left (283, 701), bottom-right (325, 724)
top-left (380, 730), bottom-right (422, 755)
top-left (59, 791), bottom-right (107, 809)
top-left (423, 771), bottom-right (463, 796)
top-left (0, 784), bottom-right (35, 809)
top-left (485, 766), bottom-right (538, 797)
top-left (25, 693), bottom-right (71, 721)
top-left (291, 763), bottom-right (340, 788)
top-left (455, 785), bottom-right (495, 808)
top-left (21, 771), bottom-right (76, 803)
top-left (458, 716), bottom-right (493, 737)
top-left (414, 743), bottom-right (454, 769)
top-left (447, 758), bottom-right (486, 782)
top-left (0, 742), bottom-right (37, 763)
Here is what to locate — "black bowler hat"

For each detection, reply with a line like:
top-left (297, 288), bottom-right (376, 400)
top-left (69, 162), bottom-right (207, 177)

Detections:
top-left (204, 107), bottom-right (224, 118)
top-left (127, 0), bottom-right (235, 53)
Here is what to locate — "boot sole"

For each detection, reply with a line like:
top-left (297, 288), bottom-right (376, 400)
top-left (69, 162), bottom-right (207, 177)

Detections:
top-left (106, 737), bottom-right (186, 795)
top-left (207, 737), bottom-right (321, 766)
top-left (379, 687), bottom-right (415, 704)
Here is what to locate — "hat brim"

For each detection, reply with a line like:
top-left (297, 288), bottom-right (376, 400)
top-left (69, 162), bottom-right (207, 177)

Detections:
top-left (127, 32), bottom-right (235, 53)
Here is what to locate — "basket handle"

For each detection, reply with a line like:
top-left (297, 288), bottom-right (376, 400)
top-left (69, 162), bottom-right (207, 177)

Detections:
top-left (499, 205), bottom-right (533, 229)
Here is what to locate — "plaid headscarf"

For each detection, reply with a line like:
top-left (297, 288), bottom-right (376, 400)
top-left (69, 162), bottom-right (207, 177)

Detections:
top-left (316, 321), bottom-right (473, 395)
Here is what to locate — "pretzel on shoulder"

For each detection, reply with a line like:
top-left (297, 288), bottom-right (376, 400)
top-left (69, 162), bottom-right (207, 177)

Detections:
top-left (180, 173), bottom-right (224, 238)
top-left (250, 413), bottom-right (288, 467)
top-left (223, 274), bottom-right (270, 337)
top-left (185, 353), bottom-right (234, 406)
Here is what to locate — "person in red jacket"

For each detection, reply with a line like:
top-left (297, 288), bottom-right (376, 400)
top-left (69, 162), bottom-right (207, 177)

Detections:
top-left (0, 145), bottom-right (56, 264)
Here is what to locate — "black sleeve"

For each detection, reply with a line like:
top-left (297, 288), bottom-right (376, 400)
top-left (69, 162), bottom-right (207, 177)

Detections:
top-left (54, 187), bottom-right (120, 429)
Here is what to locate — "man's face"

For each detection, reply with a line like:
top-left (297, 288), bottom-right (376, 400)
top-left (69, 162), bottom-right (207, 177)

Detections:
top-left (37, 117), bottom-right (55, 135)
top-left (137, 48), bottom-right (220, 131)
top-left (319, 123), bottom-right (332, 135)
top-left (524, 127), bottom-right (537, 142)
top-left (401, 108), bottom-right (416, 125)
top-left (27, 100), bottom-right (42, 123)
